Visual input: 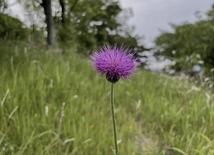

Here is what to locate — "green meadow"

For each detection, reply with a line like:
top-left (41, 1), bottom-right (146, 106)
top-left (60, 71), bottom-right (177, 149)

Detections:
top-left (0, 42), bottom-right (213, 155)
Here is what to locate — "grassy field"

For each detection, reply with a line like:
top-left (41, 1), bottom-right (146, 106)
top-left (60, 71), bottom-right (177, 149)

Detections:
top-left (0, 42), bottom-right (213, 155)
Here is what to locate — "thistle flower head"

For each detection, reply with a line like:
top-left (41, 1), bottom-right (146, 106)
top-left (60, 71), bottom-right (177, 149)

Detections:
top-left (91, 44), bottom-right (139, 83)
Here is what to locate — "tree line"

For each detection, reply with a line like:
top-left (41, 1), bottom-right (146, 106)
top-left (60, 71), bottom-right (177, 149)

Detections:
top-left (0, 0), bottom-right (147, 55)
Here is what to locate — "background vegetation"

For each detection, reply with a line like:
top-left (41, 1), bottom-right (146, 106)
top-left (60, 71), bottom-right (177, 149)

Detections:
top-left (154, 5), bottom-right (214, 78)
top-left (14, 0), bottom-right (146, 54)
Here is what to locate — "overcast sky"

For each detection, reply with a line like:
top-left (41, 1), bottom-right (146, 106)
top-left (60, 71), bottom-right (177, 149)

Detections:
top-left (119, 0), bottom-right (214, 47)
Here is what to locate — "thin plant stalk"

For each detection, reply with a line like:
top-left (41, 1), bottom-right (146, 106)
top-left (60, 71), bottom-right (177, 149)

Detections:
top-left (110, 83), bottom-right (118, 155)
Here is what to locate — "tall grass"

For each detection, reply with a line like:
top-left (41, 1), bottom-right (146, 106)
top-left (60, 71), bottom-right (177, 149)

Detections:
top-left (0, 42), bottom-right (213, 154)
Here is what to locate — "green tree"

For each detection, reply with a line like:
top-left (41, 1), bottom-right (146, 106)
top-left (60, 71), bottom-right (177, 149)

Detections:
top-left (16, 0), bottom-right (146, 54)
top-left (0, 13), bottom-right (29, 40)
top-left (56, 0), bottom-right (146, 54)
top-left (154, 5), bottom-right (214, 76)
top-left (18, 0), bottom-right (55, 47)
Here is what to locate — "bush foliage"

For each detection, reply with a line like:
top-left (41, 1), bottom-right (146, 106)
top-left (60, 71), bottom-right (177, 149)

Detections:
top-left (155, 5), bottom-right (214, 76)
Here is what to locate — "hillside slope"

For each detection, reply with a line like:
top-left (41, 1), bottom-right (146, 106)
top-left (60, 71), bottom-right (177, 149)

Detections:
top-left (0, 43), bottom-right (213, 155)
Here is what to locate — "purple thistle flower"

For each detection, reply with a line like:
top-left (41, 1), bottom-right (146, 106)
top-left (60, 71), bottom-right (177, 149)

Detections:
top-left (91, 44), bottom-right (139, 83)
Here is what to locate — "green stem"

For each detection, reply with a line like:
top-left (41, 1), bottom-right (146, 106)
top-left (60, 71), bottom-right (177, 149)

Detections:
top-left (110, 83), bottom-right (118, 155)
